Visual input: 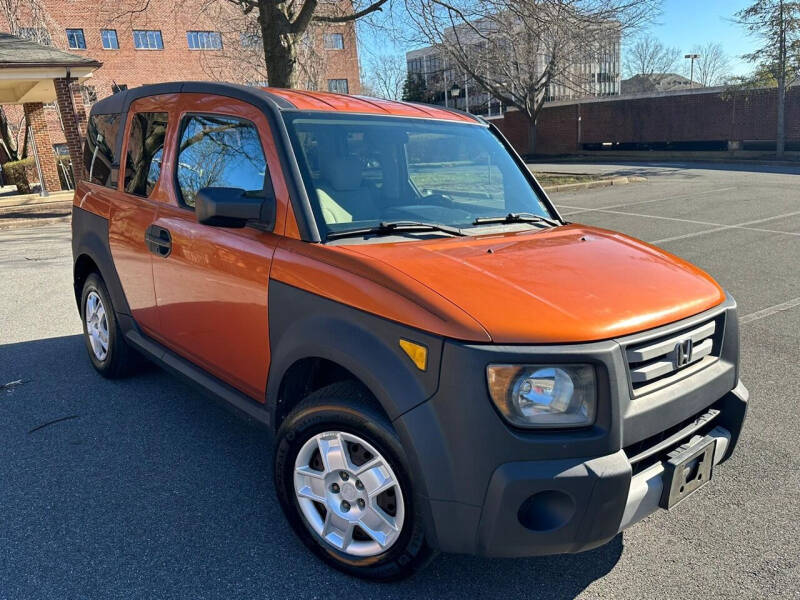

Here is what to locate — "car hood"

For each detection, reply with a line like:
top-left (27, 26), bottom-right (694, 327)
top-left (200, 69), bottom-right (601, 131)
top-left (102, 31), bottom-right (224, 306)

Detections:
top-left (342, 224), bottom-right (725, 343)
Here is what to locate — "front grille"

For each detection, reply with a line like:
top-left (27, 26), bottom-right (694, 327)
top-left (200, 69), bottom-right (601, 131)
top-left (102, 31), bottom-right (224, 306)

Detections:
top-left (624, 407), bottom-right (720, 476)
top-left (625, 314), bottom-right (724, 396)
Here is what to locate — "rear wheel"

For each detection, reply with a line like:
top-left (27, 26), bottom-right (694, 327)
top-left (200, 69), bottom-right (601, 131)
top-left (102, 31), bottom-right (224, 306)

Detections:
top-left (274, 381), bottom-right (435, 580)
top-left (80, 273), bottom-right (140, 378)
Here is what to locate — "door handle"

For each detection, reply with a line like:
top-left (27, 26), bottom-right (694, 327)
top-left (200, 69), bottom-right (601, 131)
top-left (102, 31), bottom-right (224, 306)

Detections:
top-left (145, 224), bottom-right (172, 258)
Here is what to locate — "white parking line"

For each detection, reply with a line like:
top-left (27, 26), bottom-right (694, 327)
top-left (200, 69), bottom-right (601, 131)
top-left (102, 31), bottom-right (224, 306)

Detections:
top-left (651, 210), bottom-right (800, 243)
top-left (557, 205), bottom-right (800, 243)
top-left (741, 298), bottom-right (800, 324)
top-left (558, 186), bottom-right (737, 216)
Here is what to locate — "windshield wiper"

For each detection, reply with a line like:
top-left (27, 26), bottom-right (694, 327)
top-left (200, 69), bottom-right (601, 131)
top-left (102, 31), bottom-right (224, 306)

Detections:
top-left (472, 212), bottom-right (561, 227)
top-left (326, 220), bottom-right (466, 241)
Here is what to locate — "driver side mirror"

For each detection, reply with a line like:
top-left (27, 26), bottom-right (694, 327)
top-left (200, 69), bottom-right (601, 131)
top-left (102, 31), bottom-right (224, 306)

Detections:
top-left (195, 187), bottom-right (275, 229)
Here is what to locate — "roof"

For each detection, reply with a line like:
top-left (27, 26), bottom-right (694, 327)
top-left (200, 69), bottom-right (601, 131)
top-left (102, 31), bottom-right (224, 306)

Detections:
top-left (0, 32), bottom-right (101, 69)
top-left (620, 73), bottom-right (694, 95)
top-left (263, 88), bottom-right (478, 122)
top-left (89, 81), bottom-right (479, 123)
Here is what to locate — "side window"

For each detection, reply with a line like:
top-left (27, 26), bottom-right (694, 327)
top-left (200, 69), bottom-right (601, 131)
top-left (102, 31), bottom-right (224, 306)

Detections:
top-left (175, 114), bottom-right (267, 208)
top-left (124, 112), bottom-right (168, 197)
top-left (83, 114), bottom-right (120, 188)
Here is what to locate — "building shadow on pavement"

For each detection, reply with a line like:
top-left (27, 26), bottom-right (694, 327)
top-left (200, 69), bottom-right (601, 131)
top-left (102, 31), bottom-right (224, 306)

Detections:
top-left (532, 160), bottom-right (800, 179)
top-left (0, 334), bottom-right (623, 600)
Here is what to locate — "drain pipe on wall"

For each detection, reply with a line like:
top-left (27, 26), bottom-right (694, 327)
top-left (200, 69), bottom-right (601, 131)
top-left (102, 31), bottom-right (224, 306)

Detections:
top-left (27, 125), bottom-right (48, 198)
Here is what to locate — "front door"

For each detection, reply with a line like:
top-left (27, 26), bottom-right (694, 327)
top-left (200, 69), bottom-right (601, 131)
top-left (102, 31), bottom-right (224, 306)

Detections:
top-left (148, 97), bottom-right (285, 401)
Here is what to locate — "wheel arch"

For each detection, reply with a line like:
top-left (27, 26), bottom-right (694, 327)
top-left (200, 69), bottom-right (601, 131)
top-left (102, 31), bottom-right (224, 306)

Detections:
top-left (266, 281), bottom-right (444, 431)
top-left (71, 206), bottom-right (131, 316)
top-left (73, 253), bottom-right (100, 308)
top-left (273, 356), bottom-right (388, 430)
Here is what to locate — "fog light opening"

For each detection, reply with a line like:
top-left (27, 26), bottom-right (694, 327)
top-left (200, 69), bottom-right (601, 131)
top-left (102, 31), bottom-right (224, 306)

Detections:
top-left (517, 490), bottom-right (576, 532)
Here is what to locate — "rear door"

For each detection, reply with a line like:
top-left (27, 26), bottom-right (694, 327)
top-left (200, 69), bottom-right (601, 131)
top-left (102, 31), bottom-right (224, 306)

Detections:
top-left (106, 97), bottom-right (172, 335)
top-left (148, 95), bottom-right (287, 400)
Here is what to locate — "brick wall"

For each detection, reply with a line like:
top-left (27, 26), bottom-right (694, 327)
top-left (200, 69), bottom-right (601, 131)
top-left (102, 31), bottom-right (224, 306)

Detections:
top-left (12, 0), bottom-right (361, 99)
top-left (0, 0), bottom-right (362, 159)
top-left (54, 78), bottom-right (86, 183)
top-left (492, 87), bottom-right (800, 155)
top-left (22, 103), bottom-right (62, 192)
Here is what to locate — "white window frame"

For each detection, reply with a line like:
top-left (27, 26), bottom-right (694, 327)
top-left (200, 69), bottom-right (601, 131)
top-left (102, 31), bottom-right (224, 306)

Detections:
top-left (133, 30), bottom-right (164, 50)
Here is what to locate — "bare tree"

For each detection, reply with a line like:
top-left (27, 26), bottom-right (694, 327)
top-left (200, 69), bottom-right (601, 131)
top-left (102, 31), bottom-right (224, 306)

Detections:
top-left (685, 42), bottom-right (732, 86)
top-left (0, 0), bottom-right (59, 161)
top-left (407, 0), bottom-right (660, 152)
top-left (735, 0), bottom-right (800, 158)
top-left (0, 0), bottom-right (57, 46)
top-left (109, 0), bottom-right (386, 89)
top-left (190, 4), bottom-right (330, 91)
top-left (135, 0), bottom-right (389, 89)
top-left (623, 35), bottom-right (680, 77)
top-left (361, 52), bottom-right (407, 99)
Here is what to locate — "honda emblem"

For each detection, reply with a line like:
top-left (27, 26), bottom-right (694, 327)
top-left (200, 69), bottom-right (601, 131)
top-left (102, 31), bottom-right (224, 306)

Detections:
top-left (675, 339), bottom-right (694, 367)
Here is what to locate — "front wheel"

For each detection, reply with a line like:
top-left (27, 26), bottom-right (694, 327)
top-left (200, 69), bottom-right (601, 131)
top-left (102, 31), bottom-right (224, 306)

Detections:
top-left (274, 382), bottom-right (435, 580)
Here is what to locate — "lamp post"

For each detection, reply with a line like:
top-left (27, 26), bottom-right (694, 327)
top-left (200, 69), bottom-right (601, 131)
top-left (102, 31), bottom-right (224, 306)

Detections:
top-left (449, 82), bottom-right (462, 108)
top-left (685, 53), bottom-right (700, 88)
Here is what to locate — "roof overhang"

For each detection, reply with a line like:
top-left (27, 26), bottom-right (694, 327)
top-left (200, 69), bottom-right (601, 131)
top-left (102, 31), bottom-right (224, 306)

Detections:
top-left (0, 65), bottom-right (96, 103)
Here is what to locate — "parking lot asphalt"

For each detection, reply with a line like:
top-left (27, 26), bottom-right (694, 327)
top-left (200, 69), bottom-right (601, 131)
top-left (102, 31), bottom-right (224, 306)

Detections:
top-left (1, 162), bottom-right (799, 599)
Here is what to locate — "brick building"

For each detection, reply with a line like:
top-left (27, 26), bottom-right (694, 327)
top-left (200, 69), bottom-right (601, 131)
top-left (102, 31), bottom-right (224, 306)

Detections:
top-left (1, 0), bottom-right (361, 183)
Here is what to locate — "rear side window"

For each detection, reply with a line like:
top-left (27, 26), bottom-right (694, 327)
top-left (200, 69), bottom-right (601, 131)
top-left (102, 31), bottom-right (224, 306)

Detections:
top-left (83, 114), bottom-right (120, 187)
top-left (175, 114), bottom-right (267, 208)
top-left (124, 112), bottom-right (169, 197)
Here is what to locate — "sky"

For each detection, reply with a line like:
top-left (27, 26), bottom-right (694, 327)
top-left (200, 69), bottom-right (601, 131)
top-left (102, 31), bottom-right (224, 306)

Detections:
top-left (644, 0), bottom-right (760, 76)
top-left (359, 0), bottom-right (764, 79)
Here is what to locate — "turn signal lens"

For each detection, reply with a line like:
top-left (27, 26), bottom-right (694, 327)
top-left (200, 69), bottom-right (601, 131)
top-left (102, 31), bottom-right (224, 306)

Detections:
top-left (399, 339), bottom-right (428, 371)
top-left (487, 364), bottom-right (596, 428)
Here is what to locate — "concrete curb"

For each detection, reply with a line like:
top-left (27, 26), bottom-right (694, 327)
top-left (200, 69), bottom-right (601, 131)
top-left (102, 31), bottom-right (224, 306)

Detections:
top-left (0, 190), bottom-right (73, 208)
top-left (0, 214), bottom-right (70, 231)
top-left (0, 197), bottom-right (72, 230)
top-left (542, 175), bottom-right (647, 193)
top-left (530, 154), bottom-right (800, 167)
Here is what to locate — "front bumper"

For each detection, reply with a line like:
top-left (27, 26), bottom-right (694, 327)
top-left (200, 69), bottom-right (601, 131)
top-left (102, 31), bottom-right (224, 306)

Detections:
top-left (415, 381), bottom-right (748, 557)
top-left (393, 298), bottom-right (746, 557)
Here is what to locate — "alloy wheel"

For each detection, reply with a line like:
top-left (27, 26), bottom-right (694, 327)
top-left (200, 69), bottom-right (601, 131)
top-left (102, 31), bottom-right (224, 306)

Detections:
top-left (293, 430), bottom-right (405, 557)
top-left (85, 290), bottom-right (109, 361)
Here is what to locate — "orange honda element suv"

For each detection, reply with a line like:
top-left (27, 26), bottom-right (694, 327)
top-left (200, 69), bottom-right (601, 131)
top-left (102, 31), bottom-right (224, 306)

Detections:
top-left (72, 83), bottom-right (748, 580)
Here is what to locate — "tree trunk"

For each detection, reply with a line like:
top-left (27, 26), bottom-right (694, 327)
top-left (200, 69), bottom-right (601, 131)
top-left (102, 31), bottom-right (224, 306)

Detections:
top-left (258, 5), bottom-right (300, 89)
top-left (0, 108), bottom-right (20, 162)
top-left (776, 74), bottom-right (786, 159)
top-left (528, 118), bottom-right (537, 155)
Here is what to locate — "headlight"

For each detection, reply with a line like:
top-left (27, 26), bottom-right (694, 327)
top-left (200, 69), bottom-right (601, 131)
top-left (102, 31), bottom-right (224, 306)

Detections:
top-left (486, 364), bottom-right (596, 428)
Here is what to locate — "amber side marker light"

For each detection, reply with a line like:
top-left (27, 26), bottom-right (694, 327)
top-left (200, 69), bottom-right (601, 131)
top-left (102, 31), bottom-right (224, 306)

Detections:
top-left (399, 339), bottom-right (428, 371)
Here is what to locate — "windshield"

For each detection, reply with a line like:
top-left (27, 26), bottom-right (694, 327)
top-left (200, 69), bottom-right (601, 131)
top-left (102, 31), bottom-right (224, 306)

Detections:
top-left (283, 112), bottom-right (556, 239)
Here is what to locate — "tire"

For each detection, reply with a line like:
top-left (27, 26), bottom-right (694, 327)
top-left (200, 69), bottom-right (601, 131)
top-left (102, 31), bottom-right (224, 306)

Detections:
top-left (274, 381), bottom-right (436, 581)
top-left (80, 272), bottom-right (140, 378)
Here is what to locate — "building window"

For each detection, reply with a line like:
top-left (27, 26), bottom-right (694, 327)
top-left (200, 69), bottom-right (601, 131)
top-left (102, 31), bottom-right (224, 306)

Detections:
top-left (80, 85), bottom-right (98, 106)
top-left (112, 83), bottom-right (128, 94)
top-left (240, 33), bottom-right (261, 48)
top-left (323, 33), bottom-right (344, 50)
top-left (327, 79), bottom-right (349, 94)
top-left (133, 30), bottom-right (163, 50)
top-left (186, 31), bottom-right (222, 50)
top-left (124, 112), bottom-right (169, 197)
top-left (101, 29), bottom-right (119, 50)
top-left (66, 28), bottom-right (86, 50)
